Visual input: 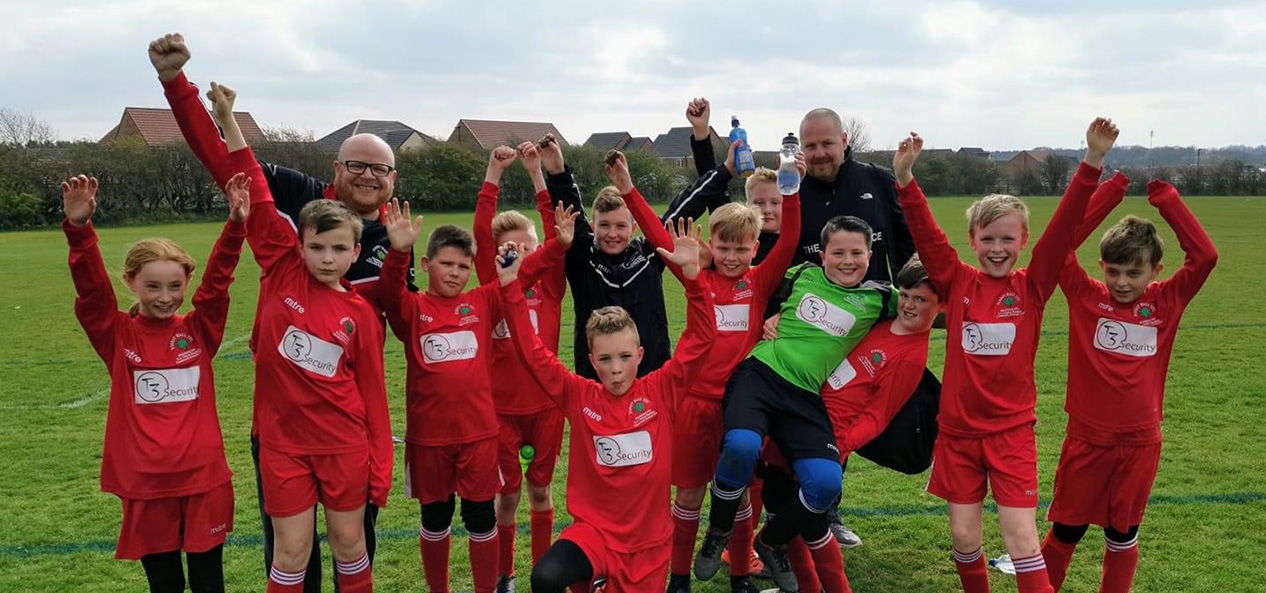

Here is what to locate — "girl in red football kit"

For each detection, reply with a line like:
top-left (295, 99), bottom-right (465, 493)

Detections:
top-left (892, 118), bottom-right (1119, 593)
top-left (62, 173), bottom-right (245, 593)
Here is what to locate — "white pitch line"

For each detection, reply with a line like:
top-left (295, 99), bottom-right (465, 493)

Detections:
top-left (59, 387), bottom-right (109, 409)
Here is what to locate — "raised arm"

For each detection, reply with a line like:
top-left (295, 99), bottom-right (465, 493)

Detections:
top-left (838, 359), bottom-right (924, 453)
top-left (1060, 171), bottom-right (1131, 296)
top-left (354, 310), bottom-right (393, 508)
top-left (186, 193), bottom-right (248, 355)
top-left (893, 134), bottom-right (966, 295)
top-left (687, 97), bottom-right (719, 177)
top-left (473, 146), bottom-right (518, 285)
top-left (1149, 180), bottom-right (1219, 302)
top-left (517, 203), bottom-right (578, 288)
top-left (151, 34), bottom-right (236, 189)
top-left (753, 157), bottom-right (807, 294)
top-left (1028, 118), bottom-right (1117, 300)
top-left (497, 256), bottom-right (586, 410)
top-left (61, 176), bottom-right (121, 364)
top-left (379, 198), bottom-right (423, 324)
top-left (521, 142), bottom-right (568, 299)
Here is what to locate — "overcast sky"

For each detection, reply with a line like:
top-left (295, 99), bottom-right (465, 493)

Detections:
top-left (3, 0), bottom-right (1264, 151)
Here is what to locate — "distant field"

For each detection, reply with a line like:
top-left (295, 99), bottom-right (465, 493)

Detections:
top-left (1, 196), bottom-right (1263, 592)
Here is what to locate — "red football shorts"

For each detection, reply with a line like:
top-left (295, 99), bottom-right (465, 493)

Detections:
top-left (1047, 436), bottom-right (1161, 532)
top-left (561, 522), bottom-right (670, 593)
top-left (116, 480), bottom-right (234, 560)
top-left (259, 447), bottom-right (369, 517)
top-left (406, 437), bottom-right (502, 504)
top-left (672, 395), bottom-right (725, 488)
top-left (927, 424), bottom-right (1039, 508)
top-left (497, 409), bottom-right (565, 494)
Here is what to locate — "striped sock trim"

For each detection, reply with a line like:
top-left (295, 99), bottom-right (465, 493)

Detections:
top-left (469, 528), bottom-right (498, 544)
top-left (953, 547), bottom-right (983, 563)
top-left (1012, 554), bottom-right (1047, 574)
top-left (672, 504), bottom-right (701, 521)
top-left (711, 483), bottom-right (745, 501)
top-left (420, 526), bottom-right (451, 542)
top-left (270, 566), bottom-right (306, 586)
top-left (335, 554), bottom-right (370, 576)
top-left (806, 532), bottom-right (835, 551)
top-left (1105, 534), bottom-right (1140, 552)
top-left (798, 489), bottom-right (828, 514)
top-left (734, 505), bottom-right (753, 522)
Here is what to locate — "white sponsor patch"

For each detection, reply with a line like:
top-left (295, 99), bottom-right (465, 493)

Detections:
top-left (277, 326), bottom-right (344, 378)
top-left (492, 310), bottom-right (540, 340)
top-left (960, 322), bottom-right (1016, 356)
top-left (421, 330), bottom-right (479, 363)
top-left (592, 431), bottom-right (653, 467)
top-left (714, 304), bottom-right (751, 333)
top-left (825, 357), bottom-right (858, 390)
top-left (133, 367), bottom-right (201, 404)
top-left (795, 293), bottom-right (857, 337)
top-left (1094, 318), bottom-right (1159, 357)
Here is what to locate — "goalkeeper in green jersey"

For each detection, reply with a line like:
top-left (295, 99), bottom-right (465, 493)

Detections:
top-left (693, 215), bottom-right (898, 591)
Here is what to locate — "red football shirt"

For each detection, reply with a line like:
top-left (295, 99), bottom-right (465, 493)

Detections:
top-left (65, 219), bottom-right (241, 499)
top-left (499, 272), bottom-right (715, 553)
top-left (380, 237), bottom-right (566, 445)
top-left (821, 320), bottom-right (931, 452)
top-left (232, 149), bottom-right (394, 506)
top-left (1061, 178), bottom-right (1218, 445)
top-left (473, 183), bottom-right (568, 415)
top-left (623, 187), bottom-right (802, 402)
top-left (897, 162), bottom-right (1100, 437)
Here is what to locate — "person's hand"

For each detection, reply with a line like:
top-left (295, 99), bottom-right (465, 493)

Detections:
top-left (655, 217), bottom-right (703, 280)
top-left (205, 81), bottom-right (236, 127)
top-left (553, 203), bottom-right (580, 247)
top-left (538, 133), bottom-right (564, 174)
top-left (517, 141), bottom-right (542, 174)
top-left (724, 139), bottom-right (739, 176)
top-left (382, 198), bottom-right (423, 252)
top-left (686, 97), bottom-right (711, 138)
top-left (224, 172), bottom-right (251, 222)
top-left (496, 241), bottom-right (524, 286)
top-left (893, 132), bottom-right (923, 188)
top-left (61, 175), bottom-right (98, 227)
top-left (762, 313), bottom-right (781, 340)
top-left (605, 151), bottom-right (633, 194)
top-left (148, 33), bottom-right (190, 82)
top-left (794, 152), bottom-right (807, 178)
top-left (489, 145), bottom-right (517, 172)
top-left (1084, 117), bottom-right (1119, 169)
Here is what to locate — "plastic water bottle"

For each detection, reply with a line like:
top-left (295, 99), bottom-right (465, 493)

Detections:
top-left (519, 444), bottom-right (535, 475)
top-left (989, 554), bottom-right (1016, 575)
top-left (729, 116), bottom-right (756, 178)
top-left (777, 132), bottom-right (801, 195)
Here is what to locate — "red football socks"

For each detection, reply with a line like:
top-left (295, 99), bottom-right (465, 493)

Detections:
top-left (530, 508), bottom-right (555, 563)
top-left (953, 547), bottom-right (991, 593)
top-left (1041, 531), bottom-right (1078, 591)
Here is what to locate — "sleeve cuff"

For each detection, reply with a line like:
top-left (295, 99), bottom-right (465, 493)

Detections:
top-left (1075, 161), bottom-right (1104, 181)
top-left (228, 147), bottom-right (258, 169)
top-left (62, 219), bottom-right (96, 246)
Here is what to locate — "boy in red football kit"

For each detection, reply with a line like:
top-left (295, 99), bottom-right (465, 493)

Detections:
top-left (494, 218), bottom-right (715, 593)
top-left (61, 174), bottom-right (243, 593)
top-left (767, 256), bottom-right (942, 593)
top-left (472, 143), bottom-right (569, 589)
top-left (608, 148), bottom-right (803, 593)
top-left (218, 100), bottom-right (393, 593)
top-left (1040, 175), bottom-right (1218, 592)
top-left (892, 118), bottom-right (1120, 593)
top-left (377, 192), bottom-right (577, 593)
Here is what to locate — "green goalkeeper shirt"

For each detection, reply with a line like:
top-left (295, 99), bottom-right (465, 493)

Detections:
top-left (750, 264), bottom-right (898, 394)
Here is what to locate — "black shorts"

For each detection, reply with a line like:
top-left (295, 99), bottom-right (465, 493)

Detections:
top-left (722, 358), bottom-right (840, 463)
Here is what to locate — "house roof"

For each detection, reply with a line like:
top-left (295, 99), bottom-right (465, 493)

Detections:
top-left (455, 119), bottom-right (567, 149)
top-left (625, 136), bottom-right (653, 150)
top-left (316, 120), bottom-right (437, 151)
top-left (101, 107), bottom-right (264, 147)
top-left (651, 126), bottom-right (721, 159)
top-left (584, 132), bottom-right (632, 150)
top-left (957, 147), bottom-right (990, 158)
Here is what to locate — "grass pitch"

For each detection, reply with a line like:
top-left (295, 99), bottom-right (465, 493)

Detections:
top-left (1, 196), bottom-right (1263, 592)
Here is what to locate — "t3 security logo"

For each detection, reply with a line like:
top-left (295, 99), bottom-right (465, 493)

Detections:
top-left (796, 293), bottom-right (857, 337)
top-left (593, 431), bottom-right (653, 467)
top-left (1094, 318), bottom-right (1158, 357)
top-left (278, 326), bottom-right (344, 378)
top-left (421, 330), bottom-right (479, 363)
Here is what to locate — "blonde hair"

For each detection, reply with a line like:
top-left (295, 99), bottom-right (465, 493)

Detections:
top-left (966, 194), bottom-right (1029, 235)
top-left (298, 200), bottom-right (363, 242)
top-left (1100, 215), bottom-right (1163, 266)
top-left (123, 238), bottom-right (196, 315)
top-left (744, 167), bottom-right (778, 201)
top-left (491, 210), bottom-right (537, 242)
top-left (710, 203), bottom-right (760, 244)
top-left (592, 187), bottom-right (627, 215)
top-left (585, 306), bottom-right (640, 347)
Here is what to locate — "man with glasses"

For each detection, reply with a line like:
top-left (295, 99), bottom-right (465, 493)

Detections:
top-left (149, 33), bottom-right (414, 593)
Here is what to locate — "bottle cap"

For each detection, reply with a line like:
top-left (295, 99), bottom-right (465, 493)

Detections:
top-left (731, 115), bottom-right (740, 126)
top-left (782, 132), bottom-right (799, 147)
